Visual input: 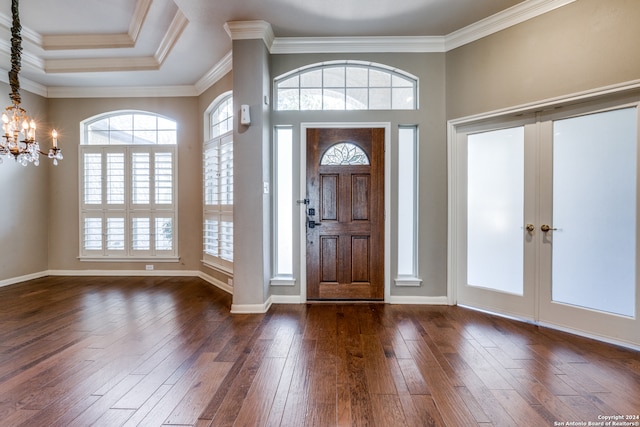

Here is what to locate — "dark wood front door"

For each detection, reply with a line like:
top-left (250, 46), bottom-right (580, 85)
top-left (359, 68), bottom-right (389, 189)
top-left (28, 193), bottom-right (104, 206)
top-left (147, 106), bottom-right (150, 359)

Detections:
top-left (306, 128), bottom-right (385, 300)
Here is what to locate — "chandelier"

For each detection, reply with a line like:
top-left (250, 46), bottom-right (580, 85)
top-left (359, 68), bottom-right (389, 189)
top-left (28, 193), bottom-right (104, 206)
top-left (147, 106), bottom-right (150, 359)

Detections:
top-left (0, 0), bottom-right (62, 166)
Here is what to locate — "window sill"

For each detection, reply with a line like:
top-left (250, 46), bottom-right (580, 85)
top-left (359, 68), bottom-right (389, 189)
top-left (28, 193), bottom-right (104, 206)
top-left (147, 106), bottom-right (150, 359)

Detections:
top-left (79, 256), bottom-right (180, 263)
top-left (394, 277), bottom-right (422, 287)
top-left (201, 260), bottom-right (233, 275)
top-left (270, 276), bottom-right (296, 287)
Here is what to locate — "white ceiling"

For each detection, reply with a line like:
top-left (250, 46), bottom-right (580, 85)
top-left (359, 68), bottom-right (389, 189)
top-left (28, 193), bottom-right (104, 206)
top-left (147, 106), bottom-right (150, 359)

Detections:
top-left (0, 0), bottom-right (538, 96)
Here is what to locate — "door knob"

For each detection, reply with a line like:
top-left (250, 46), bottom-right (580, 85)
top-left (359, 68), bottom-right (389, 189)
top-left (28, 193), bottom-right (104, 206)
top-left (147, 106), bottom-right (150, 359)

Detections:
top-left (525, 224), bottom-right (535, 232)
top-left (540, 224), bottom-right (557, 232)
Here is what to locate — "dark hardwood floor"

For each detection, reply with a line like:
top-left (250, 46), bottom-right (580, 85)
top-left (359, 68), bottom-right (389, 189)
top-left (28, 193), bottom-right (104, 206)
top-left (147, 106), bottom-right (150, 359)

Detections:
top-left (0, 276), bottom-right (638, 426)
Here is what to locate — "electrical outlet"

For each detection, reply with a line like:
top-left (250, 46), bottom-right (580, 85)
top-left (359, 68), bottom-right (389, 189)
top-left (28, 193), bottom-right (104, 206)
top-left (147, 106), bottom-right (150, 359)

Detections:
top-left (145, 265), bottom-right (154, 271)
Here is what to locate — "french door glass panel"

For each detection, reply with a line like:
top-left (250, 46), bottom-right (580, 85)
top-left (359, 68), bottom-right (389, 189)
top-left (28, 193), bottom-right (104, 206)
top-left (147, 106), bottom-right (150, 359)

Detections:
top-left (467, 127), bottom-right (525, 295)
top-left (552, 107), bottom-right (637, 317)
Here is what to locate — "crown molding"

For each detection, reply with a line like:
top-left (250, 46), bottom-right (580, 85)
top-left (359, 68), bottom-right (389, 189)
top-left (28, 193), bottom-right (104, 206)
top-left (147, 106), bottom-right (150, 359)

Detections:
top-left (129, 0), bottom-right (153, 43)
top-left (40, 0), bottom-right (152, 50)
top-left (224, 20), bottom-right (275, 50)
top-left (155, 9), bottom-right (189, 65)
top-left (45, 56), bottom-right (159, 73)
top-left (46, 84), bottom-right (198, 98)
top-left (445, 0), bottom-right (576, 50)
top-left (43, 8), bottom-right (187, 74)
top-left (195, 50), bottom-right (232, 95)
top-left (271, 36), bottom-right (446, 54)
top-left (0, 67), bottom-right (48, 97)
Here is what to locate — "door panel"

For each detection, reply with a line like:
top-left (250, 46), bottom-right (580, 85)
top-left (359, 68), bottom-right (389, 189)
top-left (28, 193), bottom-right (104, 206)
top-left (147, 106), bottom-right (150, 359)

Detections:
top-left (456, 123), bottom-right (537, 320)
top-left (538, 106), bottom-right (639, 345)
top-left (307, 128), bottom-right (384, 300)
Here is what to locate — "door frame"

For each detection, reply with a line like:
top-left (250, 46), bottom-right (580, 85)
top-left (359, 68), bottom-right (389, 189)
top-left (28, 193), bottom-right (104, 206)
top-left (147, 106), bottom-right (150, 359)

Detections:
top-left (448, 82), bottom-right (640, 349)
top-left (300, 122), bottom-right (391, 303)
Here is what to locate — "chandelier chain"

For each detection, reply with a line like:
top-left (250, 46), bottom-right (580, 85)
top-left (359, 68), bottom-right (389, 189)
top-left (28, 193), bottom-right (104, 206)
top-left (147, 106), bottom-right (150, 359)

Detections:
top-left (9, 0), bottom-right (22, 106)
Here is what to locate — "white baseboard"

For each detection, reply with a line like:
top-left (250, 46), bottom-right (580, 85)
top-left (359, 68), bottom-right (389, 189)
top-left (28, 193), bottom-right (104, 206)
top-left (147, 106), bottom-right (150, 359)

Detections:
top-left (388, 295), bottom-right (450, 305)
top-left (0, 271), bottom-right (49, 288)
top-left (271, 294), bottom-right (304, 304)
top-left (197, 271), bottom-right (233, 294)
top-left (48, 269), bottom-right (201, 277)
top-left (537, 321), bottom-right (640, 352)
top-left (231, 296), bottom-right (272, 314)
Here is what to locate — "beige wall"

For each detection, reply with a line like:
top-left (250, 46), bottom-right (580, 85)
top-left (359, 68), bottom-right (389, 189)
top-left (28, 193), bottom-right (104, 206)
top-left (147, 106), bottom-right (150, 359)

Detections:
top-left (0, 86), bottom-right (50, 282)
top-left (446, 0), bottom-right (640, 119)
top-left (47, 97), bottom-right (201, 272)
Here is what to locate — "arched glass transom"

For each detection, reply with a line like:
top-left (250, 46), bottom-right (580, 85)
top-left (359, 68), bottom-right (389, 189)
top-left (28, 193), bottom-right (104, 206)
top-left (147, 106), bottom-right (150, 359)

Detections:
top-left (321, 142), bottom-right (370, 166)
top-left (275, 61), bottom-right (418, 111)
top-left (83, 111), bottom-right (177, 145)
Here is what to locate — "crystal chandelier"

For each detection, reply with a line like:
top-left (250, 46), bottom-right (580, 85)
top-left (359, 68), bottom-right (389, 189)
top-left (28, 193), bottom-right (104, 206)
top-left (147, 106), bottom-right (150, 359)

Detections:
top-left (0, 0), bottom-right (62, 166)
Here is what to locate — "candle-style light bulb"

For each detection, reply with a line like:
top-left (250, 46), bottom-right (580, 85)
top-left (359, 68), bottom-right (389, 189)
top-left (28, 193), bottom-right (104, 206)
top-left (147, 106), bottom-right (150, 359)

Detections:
top-left (52, 129), bottom-right (58, 148)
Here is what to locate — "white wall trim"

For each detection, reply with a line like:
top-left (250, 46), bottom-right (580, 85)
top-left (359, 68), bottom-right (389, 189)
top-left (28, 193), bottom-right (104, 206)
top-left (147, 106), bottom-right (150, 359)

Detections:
top-left (197, 271), bottom-right (233, 294)
top-left (224, 20), bottom-right (275, 50)
top-left (39, 0), bottom-right (152, 50)
top-left (0, 271), bottom-right (49, 288)
top-left (538, 321), bottom-right (640, 352)
top-left (231, 296), bottom-right (272, 314)
top-left (270, 276), bottom-right (296, 287)
top-left (46, 85), bottom-right (199, 98)
top-left (449, 79), bottom-right (640, 126)
top-left (445, 0), bottom-right (576, 51)
top-left (271, 36), bottom-right (446, 54)
top-left (388, 295), bottom-right (450, 305)
top-left (195, 50), bottom-right (233, 95)
top-left (394, 278), bottom-right (423, 287)
top-left (45, 270), bottom-right (233, 295)
top-left (271, 294), bottom-right (304, 304)
top-left (48, 269), bottom-right (200, 277)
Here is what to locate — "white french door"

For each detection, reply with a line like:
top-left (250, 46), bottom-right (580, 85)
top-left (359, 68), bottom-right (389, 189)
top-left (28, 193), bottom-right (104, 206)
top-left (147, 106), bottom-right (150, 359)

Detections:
top-left (455, 118), bottom-right (538, 320)
top-left (452, 98), bottom-right (640, 348)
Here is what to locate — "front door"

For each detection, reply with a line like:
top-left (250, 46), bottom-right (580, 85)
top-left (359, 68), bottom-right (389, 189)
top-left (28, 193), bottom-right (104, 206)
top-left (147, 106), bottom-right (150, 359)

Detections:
top-left (306, 128), bottom-right (384, 300)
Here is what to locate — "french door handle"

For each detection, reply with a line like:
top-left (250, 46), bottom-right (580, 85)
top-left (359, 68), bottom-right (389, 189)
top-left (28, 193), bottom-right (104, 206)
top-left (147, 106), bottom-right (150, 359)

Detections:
top-left (525, 224), bottom-right (535, 232)
top-left (540, 224), bottom-right (557, 232)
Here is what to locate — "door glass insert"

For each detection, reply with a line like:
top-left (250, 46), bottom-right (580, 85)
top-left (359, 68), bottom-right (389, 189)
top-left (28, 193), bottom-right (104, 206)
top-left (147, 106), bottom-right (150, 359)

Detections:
top-left (320, 142), bottom-right (370, 165)
top-left (552, 107), bottom-right (637, 317)
top-left (467, 127), bottom-right (525, 295)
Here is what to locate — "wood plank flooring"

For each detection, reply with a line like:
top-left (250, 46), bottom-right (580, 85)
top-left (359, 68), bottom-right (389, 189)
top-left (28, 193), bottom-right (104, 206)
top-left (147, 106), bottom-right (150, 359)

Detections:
top-left (0, 275), bottom-right (638, 426)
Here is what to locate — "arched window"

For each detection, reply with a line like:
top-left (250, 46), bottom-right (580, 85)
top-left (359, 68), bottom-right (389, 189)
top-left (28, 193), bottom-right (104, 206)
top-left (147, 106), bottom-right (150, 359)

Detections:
top-left (79, 111), bottom-right (178, 260)
top-left (203, 92), bottom-right (234, 272)
top-left (274, 61), bottom-right (418, 111)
